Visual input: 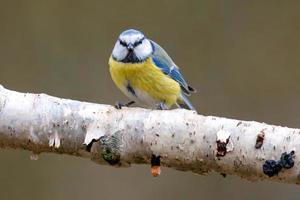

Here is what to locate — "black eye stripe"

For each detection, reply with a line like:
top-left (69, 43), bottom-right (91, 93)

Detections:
top-left (133, 37), bottom-right (145, 47)
top-left (119, 39), bottom-right (127, 47)
top-left (119, 37), bottom-right (145, 47)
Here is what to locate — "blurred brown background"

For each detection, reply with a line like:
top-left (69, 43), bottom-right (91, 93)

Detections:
top-left (1, 0), bottom-right (300, 199)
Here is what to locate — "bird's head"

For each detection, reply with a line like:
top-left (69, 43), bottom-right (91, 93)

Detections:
top-left (112, 29), bottom-right (153, 63)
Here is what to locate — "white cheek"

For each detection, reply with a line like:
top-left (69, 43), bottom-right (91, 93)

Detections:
top-left (134, 40), bottom-right (152, 60)
top-left (112, 43), bottom-right (128, 61)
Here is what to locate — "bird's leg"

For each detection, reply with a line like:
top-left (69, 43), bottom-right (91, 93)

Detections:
top-left (115, 101), bottom-right (135, 109)
top-left (151, 155), bottom-right (161, 177)
top-left (156, 101), bottom-right (169, 110)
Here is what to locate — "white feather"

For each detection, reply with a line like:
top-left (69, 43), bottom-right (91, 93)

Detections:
top-left (119, 85), bottom-right (158, 108)
top-left (119, 33), bottom-right (144, 44)
top-left (134, 39), bottom-right (152, 60)
top-left (112, 29), bottom-right (153, 62)
top-left (112, 42), bottom-right (127, 61)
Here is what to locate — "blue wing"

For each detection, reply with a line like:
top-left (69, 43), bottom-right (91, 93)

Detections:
top-left (150, 40), bottom-right (195, 95)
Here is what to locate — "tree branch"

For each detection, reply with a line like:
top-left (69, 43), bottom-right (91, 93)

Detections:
top-left (0, 85), bottom-right (299, 184)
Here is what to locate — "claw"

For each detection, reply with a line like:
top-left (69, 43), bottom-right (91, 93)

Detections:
top-left (115, 102), bottom-right (124, 109)
top-left (115, 101), bottom-right (135, 109)
top-left (157, 102), bottom-right (168, 110)
top-left (125, 101), bottom-right (135, 107)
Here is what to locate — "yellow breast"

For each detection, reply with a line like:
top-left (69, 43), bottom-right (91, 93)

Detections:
top-left (109, 56), bottom-right (181, 106)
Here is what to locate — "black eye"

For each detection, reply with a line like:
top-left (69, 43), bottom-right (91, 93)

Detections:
top-left (119, 40), bottom-right (127, 47)
top-left (133, 37), bottom-right (145, 47)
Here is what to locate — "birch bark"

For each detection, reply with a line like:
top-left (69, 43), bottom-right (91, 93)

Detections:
top-left (0, 85), bottom-right (299, 184)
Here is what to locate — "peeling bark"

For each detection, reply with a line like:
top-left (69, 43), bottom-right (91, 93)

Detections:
top-left (0, 85), bottom-right (300, 184)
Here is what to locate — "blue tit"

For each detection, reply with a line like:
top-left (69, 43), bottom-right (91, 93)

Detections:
top-left (109, 29), bottom-right (196, 111)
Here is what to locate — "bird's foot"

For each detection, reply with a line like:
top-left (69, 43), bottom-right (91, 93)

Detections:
top-left (157, 102), bottom-right (168, 110)
top-left (115, 101), bottom-right (135, 109)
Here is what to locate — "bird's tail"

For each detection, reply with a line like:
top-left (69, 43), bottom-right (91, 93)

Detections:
top-left (178, 93), bottom-right (197, 112)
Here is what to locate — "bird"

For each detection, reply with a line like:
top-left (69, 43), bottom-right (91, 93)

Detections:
top-left (109, 29), bottom-right (196, 111)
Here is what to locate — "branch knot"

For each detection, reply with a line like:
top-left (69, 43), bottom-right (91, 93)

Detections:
top-left (99, 131), bottom-right (122, 165)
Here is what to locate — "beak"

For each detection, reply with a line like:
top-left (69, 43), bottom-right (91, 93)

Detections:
top-left (127, 44), bottom-right (134, 51)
